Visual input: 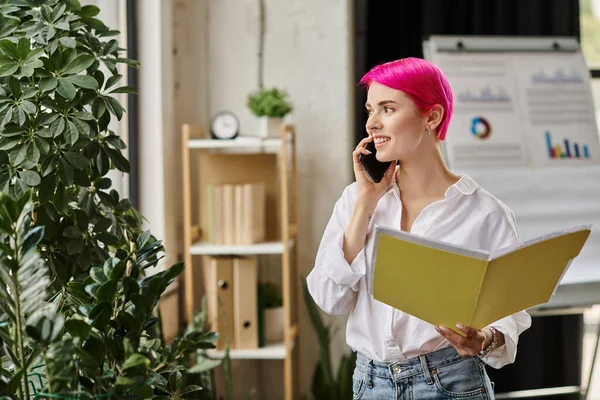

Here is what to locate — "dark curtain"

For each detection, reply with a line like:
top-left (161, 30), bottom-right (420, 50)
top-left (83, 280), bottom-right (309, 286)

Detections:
top-left (354, 0), bottom-right (580, 146)
top-left (353, 1), bottom-right (584, 398)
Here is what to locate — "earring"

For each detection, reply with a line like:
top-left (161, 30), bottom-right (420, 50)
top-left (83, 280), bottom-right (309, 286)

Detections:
top-left (427, 127), bottom-right (431, 136)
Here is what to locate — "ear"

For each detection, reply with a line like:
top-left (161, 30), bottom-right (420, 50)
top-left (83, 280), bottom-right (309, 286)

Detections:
top-left (425, 104), bottom-right (444, 131)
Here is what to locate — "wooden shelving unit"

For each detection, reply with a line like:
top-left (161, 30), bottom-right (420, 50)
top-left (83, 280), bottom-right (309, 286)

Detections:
top-left (181, 124), bottom-right (300, 400)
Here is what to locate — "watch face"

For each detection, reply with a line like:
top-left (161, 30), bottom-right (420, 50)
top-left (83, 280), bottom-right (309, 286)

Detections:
top-left (211, 112), bottom-right (239, 139)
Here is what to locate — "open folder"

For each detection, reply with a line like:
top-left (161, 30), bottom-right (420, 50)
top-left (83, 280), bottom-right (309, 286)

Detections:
top-left (368, 225), bottom-right (592, 331)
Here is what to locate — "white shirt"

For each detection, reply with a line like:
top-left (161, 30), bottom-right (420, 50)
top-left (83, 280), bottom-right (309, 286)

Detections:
top-left (306, 170), bottom-right (532, 369)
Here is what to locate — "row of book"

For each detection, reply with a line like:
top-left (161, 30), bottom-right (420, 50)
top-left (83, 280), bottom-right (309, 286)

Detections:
top-left (203, 255), bottom-right (275, 350)
top-left (205, 182), bottom-right (266, 245)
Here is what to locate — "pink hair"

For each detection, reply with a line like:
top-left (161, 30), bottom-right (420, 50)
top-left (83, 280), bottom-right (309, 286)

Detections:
top-left (359, 57), bottom-right (453, 141)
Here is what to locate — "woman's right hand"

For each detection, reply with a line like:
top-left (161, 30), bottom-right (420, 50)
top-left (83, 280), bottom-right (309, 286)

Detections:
top-left (352, 136), bottom-right (396, 209)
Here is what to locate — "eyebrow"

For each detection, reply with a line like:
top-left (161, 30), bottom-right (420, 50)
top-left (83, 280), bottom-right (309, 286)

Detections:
top-left (365, 100), bottom-right (398, 107)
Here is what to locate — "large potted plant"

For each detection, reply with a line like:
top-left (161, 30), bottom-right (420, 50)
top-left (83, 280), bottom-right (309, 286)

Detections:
top-left (0, 1), bottom-right (220, 398)
top-left (246, 87), bottom-right (292, 138)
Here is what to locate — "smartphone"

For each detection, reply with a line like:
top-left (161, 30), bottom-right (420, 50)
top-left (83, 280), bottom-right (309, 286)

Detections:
top-left (359, 141), bottom-right (392, 183)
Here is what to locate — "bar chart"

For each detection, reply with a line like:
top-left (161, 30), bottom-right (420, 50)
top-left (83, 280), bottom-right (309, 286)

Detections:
top-left (545, 131), bottom-right (590, 159)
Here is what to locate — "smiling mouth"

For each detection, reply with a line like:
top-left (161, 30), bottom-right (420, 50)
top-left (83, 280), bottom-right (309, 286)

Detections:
top-left (374, 137), bottom-right (390, 144)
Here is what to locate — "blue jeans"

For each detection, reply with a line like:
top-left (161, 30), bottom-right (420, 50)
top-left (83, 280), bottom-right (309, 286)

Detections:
top-left (353, 346), bottom-right (495, 399)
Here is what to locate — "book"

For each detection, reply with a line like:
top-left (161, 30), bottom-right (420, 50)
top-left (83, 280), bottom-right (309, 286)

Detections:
top-left (368, 225), bottom-right (592, 332)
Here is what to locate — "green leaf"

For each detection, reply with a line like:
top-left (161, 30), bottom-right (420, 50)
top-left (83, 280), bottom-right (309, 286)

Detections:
top-left (80, 5), bottom-right (100, 17)
top-left (59, 158), bottom-right (74, 185)
top-left (63, 225), bottom-right (81, 238)
top-left (26, 141), bottom-right (39, 163)
top-left (59, 36), bottom-right (76, 48)
top-left (64, 74), bottom-right (99, 90)
top-left (24, 48), bottom-right (44, 63)
top-left (50, 117), bottom-right (65, 137)
top-left (90, 266), bottom-right (107, 283)
top-left (92, 97), bottom-right (106, 118)
top-left (97, 232), bottom-right (118, 245)
top-left (96, 148), bottom-right (109, 176)
top-left (96, 279), bottom-right (117, 302)
top-left (0, 137), bottom-right (20, 150)
top-left (123, 353), bottom-right (150, 371)
top-left (15, 106), bottom-right (25, 126)
top-left (21, 225), bottom-right (44, 254)
top-left (20, 64), bottom-right (33, 77)
top-left (71, 117), bottom-right (90, 136)
top-left (54, 184), bottom-right (67, 213)
top-left (105, 74), bottom-right (122, 90)
top-left (35, 137), bottom-right (50, 154)
top-left (20, 100), bottom-right (36, 114)
top-left (9, 144), bottom-right (26, 165)
top-left (66, 120), bottom-right (79, 145)
top-left (39, 77), bottom-right (58, 93)
top-left (64, 151), bottom-right (88, 169)
top-left (63, 54), bottom-right (95, 75)
top-left (105, 96), bottom-right (123, 120)
top-left (66, 237), bottom-right (83, 254)
top-left (0, 39), bottom-right (17, 58)
top-left (20, 169), bottom-right (40, 186)
top-left (105, 147), bottom-right (130, 173)
top-left (0, 63), bottom-right (18, 77)
top-left (65, 0), bottom-right (82, 12)
top-left (8, 76), bottom-right (20, 97)
top-left (163, 262), bottom-right (184, 282)
top-left (109, 86), bottom-right (137, 95)
top-left (73, 111), bottom-right (94, 121)
top-left (64, 319), bottom-right (91, 339)
top-left (38, 174), bottom-right (56, 203)
top-left (1, 106), bottom-right (13, 126)
top-left (57, 79), bottom-right (76, 100)
top-left (17, 37), bottom-right (29, 60)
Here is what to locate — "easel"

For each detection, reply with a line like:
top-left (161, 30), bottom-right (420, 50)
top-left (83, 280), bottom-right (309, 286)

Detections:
top-left (423, 35), bottom-right (600, 400)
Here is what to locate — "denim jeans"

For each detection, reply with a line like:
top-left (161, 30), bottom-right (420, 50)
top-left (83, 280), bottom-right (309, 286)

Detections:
top-left (353, 346), bottom-right (495, 399)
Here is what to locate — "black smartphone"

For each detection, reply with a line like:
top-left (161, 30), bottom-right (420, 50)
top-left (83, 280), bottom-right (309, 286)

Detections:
top-left (359, 141), bottom-right (392, 183)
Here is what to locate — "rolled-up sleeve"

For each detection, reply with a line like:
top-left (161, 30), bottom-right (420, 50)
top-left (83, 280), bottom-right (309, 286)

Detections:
top-left (306, 185), bottom-right (366, 315)
top-left (484, 311), bottom-right (532, 368)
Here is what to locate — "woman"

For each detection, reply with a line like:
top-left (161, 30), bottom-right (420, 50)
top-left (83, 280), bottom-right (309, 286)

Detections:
top-left (306, 58), bottom-right (531, 399)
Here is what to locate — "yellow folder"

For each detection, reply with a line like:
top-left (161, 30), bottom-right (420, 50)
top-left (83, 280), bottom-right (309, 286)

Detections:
top-left (370, 225), bottom-right (592, 332)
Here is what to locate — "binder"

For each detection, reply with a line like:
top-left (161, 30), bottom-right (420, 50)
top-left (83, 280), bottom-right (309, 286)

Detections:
top-left (370, 225), bottom-right (592, 333)
top-left (203, 256), bottom-right (235, 350)
top-left (232, 257), bottom-right (259, 349)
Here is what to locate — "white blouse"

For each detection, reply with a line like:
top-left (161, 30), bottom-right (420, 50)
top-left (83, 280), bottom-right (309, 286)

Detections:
top-left (306, 171), bottom-right (532, 369)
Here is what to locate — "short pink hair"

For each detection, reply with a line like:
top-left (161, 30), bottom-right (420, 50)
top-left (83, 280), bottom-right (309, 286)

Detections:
top-left (360, 57), bottom-right (453, 141)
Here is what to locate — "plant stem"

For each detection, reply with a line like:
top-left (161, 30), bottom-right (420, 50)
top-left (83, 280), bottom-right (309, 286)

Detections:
top-left (12, 230), bottom-right (30, 399)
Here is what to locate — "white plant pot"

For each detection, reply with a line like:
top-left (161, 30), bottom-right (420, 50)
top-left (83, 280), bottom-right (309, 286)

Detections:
top-left (265, 306), bottom-right (284, 342)
top-left (259, 116), bottom-right (283, 138)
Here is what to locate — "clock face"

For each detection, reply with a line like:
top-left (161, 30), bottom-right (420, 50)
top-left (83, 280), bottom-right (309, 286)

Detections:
top-left (211, 112), bottom-right (239, 139)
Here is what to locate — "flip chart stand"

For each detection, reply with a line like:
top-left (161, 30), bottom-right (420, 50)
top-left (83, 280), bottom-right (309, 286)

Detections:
top-left (423, 35), bottom-right (599, 400)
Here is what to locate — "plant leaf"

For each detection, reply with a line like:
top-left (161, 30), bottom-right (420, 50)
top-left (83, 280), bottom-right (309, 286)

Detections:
top-left (57, 79), bottom-right (76, 100)
top-left (64, 74), bottom-right (98, 90)
top-left (63, 54), bottom-right (95, 75)
top-left (20, 170), bottom-right (40, 186)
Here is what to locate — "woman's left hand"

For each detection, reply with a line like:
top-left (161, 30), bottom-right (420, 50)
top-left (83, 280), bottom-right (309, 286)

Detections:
top-left (435, 324), bottom-right (487, 357)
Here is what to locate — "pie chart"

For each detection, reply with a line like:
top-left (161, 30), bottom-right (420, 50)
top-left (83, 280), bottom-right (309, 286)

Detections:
top-left (471, 117), bottom-right (491, 140)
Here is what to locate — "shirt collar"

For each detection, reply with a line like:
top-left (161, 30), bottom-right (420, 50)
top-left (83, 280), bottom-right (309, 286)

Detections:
top-left (389, 167), bottom-right (478, 198)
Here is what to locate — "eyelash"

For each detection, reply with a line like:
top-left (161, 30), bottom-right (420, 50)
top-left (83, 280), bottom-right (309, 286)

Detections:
top-left (366, 107), bottom-right (394, 116)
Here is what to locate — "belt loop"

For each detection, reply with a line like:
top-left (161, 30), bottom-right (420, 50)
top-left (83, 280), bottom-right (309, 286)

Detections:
top-left (419, 355), bottom-right (434, 385)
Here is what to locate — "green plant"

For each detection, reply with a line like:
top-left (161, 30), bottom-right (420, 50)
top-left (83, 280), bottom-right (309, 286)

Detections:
top-left (261, 282), bottom-right (283, 308)
top-left (246, 87), bottom-right (292, 118)
top-left (302, 279), bottom-right (356, 400)
top-left (0, 1), bottom-right (215, 398)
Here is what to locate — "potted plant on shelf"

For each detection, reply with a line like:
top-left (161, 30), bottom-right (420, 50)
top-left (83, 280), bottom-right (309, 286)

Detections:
top-left (0, 1), bottom-right (220, 399)
top-left (262, 281), bottom-right (284, 343)
top-left (246, 87), bottom-right (292, 138)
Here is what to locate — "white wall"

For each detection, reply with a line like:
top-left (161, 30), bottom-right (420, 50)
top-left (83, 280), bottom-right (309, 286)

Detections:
top-left (173, 0), bottom-right (354, 398)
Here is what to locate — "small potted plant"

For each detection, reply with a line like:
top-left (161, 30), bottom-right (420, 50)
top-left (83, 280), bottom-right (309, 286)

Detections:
top-left (262, 281), bottom-right (284, 342)
top-left (247, 87), bottom-right (293, 138)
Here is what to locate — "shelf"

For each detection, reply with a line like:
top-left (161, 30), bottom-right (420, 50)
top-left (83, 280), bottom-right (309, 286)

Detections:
top-left (206, 342), bottom-right (289, 360)
top-left (188, 137), bottom-right (284, 152)
top-left (189, 240), bottom-right (294, 255)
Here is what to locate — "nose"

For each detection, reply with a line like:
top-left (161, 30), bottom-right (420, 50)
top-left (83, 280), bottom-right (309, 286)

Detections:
top-left (366, 113), bottom-right (382, 134)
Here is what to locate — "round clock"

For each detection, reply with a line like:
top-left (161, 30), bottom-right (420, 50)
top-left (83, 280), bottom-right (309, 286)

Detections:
top-left (210, 111), bottom-right (240, 140)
